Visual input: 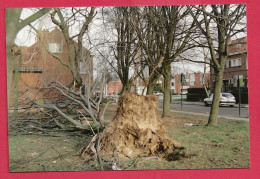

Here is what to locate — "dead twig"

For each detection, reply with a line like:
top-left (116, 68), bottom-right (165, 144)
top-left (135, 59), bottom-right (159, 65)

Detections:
top-left (96, 128), bottom-right (106, 170)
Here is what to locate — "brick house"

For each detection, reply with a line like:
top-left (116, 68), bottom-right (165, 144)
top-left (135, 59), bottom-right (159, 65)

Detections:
top-left (210, 37), bottom-right (248, 93)
top-left (171, 72), bottom-right (210, 94)
top-left (11, 28), bottom-right (93, 102)
top-left (106, 80), bottom-right (123, 95)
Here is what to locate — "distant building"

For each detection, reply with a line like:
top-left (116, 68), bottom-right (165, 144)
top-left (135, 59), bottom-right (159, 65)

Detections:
top-left (134, 77), bottom-right (146, 95)
top-left (11, 28), bottom-right (93, 102)
top-left (210, 37), bottom-right (248, 92)
top-left (171, 72), bottom-right (210, 94)
top-left (134, 75), bottom-right (163, 95)
top-left (106, 80), bottom-right (123, 95)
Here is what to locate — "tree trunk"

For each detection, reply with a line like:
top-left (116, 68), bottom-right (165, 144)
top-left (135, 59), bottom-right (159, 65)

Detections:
top-left (12, 55), bottom-right (21, 119)
top-left (207, 69), bottom-right (224, 126)
top-left (146, 73), bottom-right (160, 95)
top-left (146, 82), bottom-right (155, 95)
top-left (6, 9), bottom-right (22, 107)
top-left (6, 48), bottom-right (15, 107)
top-left (121, 80), bottom-right (130, 93)
top-left (162, 62), bottom-right (171, 118)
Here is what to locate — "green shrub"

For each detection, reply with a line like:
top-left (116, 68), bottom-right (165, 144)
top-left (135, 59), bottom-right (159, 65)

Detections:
top-left (230, 87), bottom-right (248, 104)
top-left (154, 84), bottom-right (163, 93)
top-left (187, 93), bottom-right (208, 102)
top-left (187, 87), bottom-right (208, 94)
top-left (187, 87), bottom-right (208, 102)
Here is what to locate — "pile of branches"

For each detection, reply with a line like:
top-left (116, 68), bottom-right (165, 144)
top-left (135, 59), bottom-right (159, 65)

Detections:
top-left (8, 76), bottom-right (110, 138)
top-left (8, 75), bottom-right (132, 170)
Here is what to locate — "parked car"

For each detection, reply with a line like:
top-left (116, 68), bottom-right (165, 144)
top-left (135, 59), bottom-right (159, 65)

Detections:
top-left (204, 93), bottom-right (236, 107)
top-left (152, 91), bottom-right (163, 96)
top-left (172, 92), bottom-right (178, 95)
top-left (180, 91), bottom-right (188, 95)
top-left (104, 94), bottom-right (120, 102)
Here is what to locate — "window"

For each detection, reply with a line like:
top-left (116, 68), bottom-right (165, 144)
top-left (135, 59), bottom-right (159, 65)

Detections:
top-left (185, 75), bottom-right (189, 82)
top-left (237, 59), bottom-right (242, 66)
top-left (230, 58), bottom-right (242, 67)
top-left (228, 78), bottom-right (233, 84)
top-left (200, 73), bottom-right (203, 85)
top-left (190, 81), bottom-right (195, 86)
top-left (18, 47), bottom-right (43, 73)
top-left (171, 82), bottom-right (174, 86)
top-left (80, 61), bottom-right (88, 74)
top-left (233, 75), bottom-right (238, 87)
top-left (190, 74), bottom-right (195, 86)
top-left (222, 93), bottom-right (234, 97)
top-left (237, 44), bottom-right (242, 49)
top-left (231, 60), bottom-right (237, 67)
top-left (48, 42), bottom-right (63, 53)
top-left (225, 60), bottom-right (230, 68)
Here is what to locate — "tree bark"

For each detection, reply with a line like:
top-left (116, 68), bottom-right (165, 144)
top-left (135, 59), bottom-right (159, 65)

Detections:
top-left (6, 9), bottom-right (22, 106)
top-left (146, 80), bottom-right (155, 95)
top-left (146, 73), bottom-right (160, 95)
top-left (50, 8), bottom-right (95, 90)
top-left (121, 81), bottom-right (130, 93)
top-left (162, 61), bottom-right (171, 117)
top-left (207, 68), bottom-right (224, 126)
top-left (12, 55), bottom-right (21, 119)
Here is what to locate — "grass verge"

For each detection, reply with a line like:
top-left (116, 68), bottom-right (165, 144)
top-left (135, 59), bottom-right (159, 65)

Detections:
top-left (8, 111), bottom-right (249, 171)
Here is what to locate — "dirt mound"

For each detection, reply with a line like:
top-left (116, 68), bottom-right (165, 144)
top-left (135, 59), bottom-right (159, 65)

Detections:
top-left (98, 92), bottom-right (184, 159)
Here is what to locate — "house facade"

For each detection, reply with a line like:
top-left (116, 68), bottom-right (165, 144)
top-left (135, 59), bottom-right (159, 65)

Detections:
top-left (106, 80), bottom-right (123, 95)
top-left (171, 72), bottom-right (210, 94)
top-left (210, 37), bottom-right (248, 93)
top-left (11, 28), bottom-right (93, 102)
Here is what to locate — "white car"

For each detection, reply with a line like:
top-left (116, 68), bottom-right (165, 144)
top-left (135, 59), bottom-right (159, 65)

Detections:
top-left (153, 91), bottom-right (163, 96)
top-left (180, 91), bottom-right (187, 95)
top-left (204, 93), bottom-right (236, 107)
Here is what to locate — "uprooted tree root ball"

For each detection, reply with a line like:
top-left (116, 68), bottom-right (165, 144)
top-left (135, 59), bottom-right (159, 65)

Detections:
top-left (82, 92), bottom-right (187, 161)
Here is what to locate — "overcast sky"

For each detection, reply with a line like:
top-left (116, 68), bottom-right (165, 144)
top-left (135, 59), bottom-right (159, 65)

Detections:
top-left (14, 6), bottom-right (248, 76)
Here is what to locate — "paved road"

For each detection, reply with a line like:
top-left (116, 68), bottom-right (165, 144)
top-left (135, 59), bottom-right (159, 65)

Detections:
top-left (158, 96), bottom-right (249, 119)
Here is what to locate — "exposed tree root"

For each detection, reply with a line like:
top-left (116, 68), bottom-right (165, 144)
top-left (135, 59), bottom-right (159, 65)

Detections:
top-left (83, 92), bottom-right (186, 161)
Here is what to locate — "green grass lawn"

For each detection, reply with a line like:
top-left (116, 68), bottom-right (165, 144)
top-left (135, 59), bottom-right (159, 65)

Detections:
top-left (136, 113), bottom-right (249, 170)
top-left (8, 112), bottom-right (250, 172)
top-left (9, 134), bottom-right (87, 172)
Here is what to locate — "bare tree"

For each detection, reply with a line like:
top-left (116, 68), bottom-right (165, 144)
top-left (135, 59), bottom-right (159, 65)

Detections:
top-left (48, 7), bottom-right (95, 90)
top-left (188, 4), bottom-right (246, 125)
top-left (131, 6), bottom-right (198, 117)
top-left (107, 7), bottom-right (141, 92)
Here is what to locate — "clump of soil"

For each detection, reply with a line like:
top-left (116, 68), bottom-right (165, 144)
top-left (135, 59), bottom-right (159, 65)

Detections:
top-left (96, 92), bottom-right (185, 160)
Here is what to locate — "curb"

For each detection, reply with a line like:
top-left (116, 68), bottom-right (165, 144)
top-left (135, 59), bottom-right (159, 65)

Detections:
top-left (158, 109), bottom-right (249, 122)
top-left (159, 101), bottom-right (249, 108)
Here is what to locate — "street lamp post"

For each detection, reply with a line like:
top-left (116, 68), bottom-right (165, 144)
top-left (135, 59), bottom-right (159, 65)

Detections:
top-left (181, 73), bottom-right (184, 111)
top-left (238, 75), bottom-right (244, 117)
